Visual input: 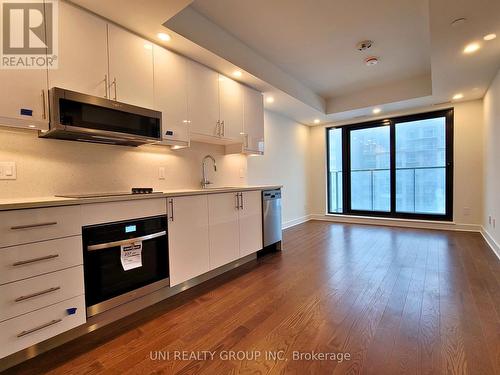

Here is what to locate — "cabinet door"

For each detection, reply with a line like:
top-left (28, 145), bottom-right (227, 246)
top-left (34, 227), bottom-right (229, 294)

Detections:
top-left (0, 69), bottom-right (48, 130)
top-left (187, 60), bottom-right (220, 137)
top-left (153, 45), bottom-right (189, 143)
top-left (239, 191), bottom-right (263, 257)
top-left (208, 193), bottom-right (240, 270)
top-left (219, 75), bottom-right (243, 140)
top-left (0, 0), bottom-right (48, 132)
top-left (48, 1), bottom-right (108, 97)
top-left (107, 24), bottom-right (154, 108)
top-left (243, 86), bottom-right (265, 153)
top-left (168, 196), bottom-right (210, 286)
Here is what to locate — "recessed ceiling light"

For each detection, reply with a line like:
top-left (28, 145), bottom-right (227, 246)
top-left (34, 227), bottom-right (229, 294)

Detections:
top-left (484, 33), bottom-right (497, 41)
top-left (266, 96), bottom-right (275, 104)
top-left (232, 70), bottom-right (242, 77)
top-left (313, 119), bottom-right (320, 124)
top-left (463, 42), bottom-right (480, 54)
top-left (372, 108), bottom-right (382, 114)
top-left (28, 125), bottom-right (36, 128)
top-left (452, 93), bottom-right (464, 100)
top-left (157, 32), bottom-right (171, 42)
top-left (144, 43), bottom-right (152, 50)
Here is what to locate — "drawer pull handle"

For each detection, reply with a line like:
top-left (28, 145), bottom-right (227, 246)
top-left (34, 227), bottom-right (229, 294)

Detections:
top-left (12, 254), bottom-right (59, 266)
top-left (10, 222), bottom-right (58, 230)
top-left (17, 319), bottom-right (62, 338)
top-left (15, 286), bottom-right (61, 302)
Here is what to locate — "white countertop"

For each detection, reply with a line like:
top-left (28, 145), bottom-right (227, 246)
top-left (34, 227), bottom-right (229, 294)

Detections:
top-left (0, 185), bottom-right (282, 211)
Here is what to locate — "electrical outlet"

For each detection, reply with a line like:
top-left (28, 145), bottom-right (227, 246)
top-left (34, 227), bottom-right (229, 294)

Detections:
top-left (463, 207), bottom-right (471, 216)
top-left (158, 167), bottom-right (166, 180)
top-left (0, 162), bottom-right (16, 180)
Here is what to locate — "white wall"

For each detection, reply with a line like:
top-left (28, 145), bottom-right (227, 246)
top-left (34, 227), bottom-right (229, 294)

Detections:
top-left (0, 110), bottom-right (311, 228)
top-left (0, 128), bottom-right (246, 197)
top-left (483, 68), bottom-right (500, 250)
top-left (247, 110), bottom-right (310, 227)
top-left (309, 100), bottom-right (484, 229)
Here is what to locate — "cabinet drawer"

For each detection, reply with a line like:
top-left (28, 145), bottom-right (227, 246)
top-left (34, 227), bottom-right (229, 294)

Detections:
top-left (81, 198), bottom-right (166, 225)
top-left (0, 295), bottom-right (85, 359)
top-left (0, 266), bottom-right (84, 322)
top-left (0, 206), bottom-right (81, 248)
top-left (0, 236), bottom-right (83, 285)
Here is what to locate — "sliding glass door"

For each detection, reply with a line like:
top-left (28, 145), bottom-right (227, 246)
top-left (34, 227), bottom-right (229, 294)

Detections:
top-left (395, 117), bottom-right (447, 215)
top-left (327, 109), bottom-right (453, 221)
top-left (349, 125), bottom-right (390, 213)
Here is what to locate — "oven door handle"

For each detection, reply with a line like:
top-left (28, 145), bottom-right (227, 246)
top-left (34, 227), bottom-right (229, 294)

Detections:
top-left (86, 231), bottom-right (166, 251)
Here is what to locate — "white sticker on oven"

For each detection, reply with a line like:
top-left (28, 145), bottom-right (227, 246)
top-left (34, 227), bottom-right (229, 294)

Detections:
top-left (120, 241), bottom-right (143, 271)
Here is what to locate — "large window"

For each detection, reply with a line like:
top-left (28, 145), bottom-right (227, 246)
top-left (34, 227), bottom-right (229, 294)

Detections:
top-left (327, 109), bottom-right (453, 221)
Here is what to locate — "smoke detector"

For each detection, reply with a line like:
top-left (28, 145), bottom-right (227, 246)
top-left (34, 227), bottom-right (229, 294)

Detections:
top-left (356, 40), bottom-right (373, 51)
top-left (365, 56), bottom-right (379, 66)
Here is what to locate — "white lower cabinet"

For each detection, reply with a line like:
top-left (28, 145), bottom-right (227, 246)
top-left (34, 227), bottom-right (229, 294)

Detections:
top-left (0, 266), bottom-right (84, 322)
top-left (208, 193), bottom-right (240, 269)
top-left (0, 236), bottom-right (82, 285)
top-left (0, 295), bottom-right (85, 359)
top-left (208, 190), bottom-right (263, 269)
top-left (238, 191), bottom-right (263, 257)
top-left (168, 191), bottom-right (263, 286)
top-left (167, 195), bottom-right (210, 286)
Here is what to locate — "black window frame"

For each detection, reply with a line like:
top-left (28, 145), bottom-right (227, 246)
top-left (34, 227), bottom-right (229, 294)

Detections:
top-left (326, 108), bottom-right (454, 221)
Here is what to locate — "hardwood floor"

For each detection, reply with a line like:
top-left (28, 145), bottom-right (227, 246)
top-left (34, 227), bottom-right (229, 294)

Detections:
top-left (3, 221), bottom-right (500, 375)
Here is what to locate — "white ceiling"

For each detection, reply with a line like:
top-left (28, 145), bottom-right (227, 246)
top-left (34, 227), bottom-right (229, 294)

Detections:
top-left (191, 0), bottom-right (431, 99)
top-left (69, 0), bottom-right (500, 125)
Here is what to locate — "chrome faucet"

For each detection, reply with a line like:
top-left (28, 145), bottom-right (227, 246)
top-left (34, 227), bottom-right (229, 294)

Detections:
top-left (201, 155), bottom-right (217, 188)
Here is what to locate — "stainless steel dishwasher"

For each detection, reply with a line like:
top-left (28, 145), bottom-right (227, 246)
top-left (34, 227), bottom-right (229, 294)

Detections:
top-left (262, 189), bottom-right (282, 249)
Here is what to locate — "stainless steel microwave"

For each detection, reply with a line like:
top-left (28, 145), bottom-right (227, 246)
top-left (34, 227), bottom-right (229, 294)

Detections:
top-left (39, 87), bottom-right (162, 146)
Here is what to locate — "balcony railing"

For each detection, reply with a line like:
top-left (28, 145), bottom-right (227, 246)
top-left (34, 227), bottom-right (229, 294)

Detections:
top-left (328, 166), bottom-right (446, 213)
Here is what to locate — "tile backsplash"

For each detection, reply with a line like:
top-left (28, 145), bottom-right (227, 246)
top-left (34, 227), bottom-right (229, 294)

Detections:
top-left (0, 128), bottom-right (247, 198)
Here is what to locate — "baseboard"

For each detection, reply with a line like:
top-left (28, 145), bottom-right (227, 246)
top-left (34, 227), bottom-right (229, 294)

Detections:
top-left (282, 215), bottom-right (312, 229)
top-left (309, 213), bottom-right (482, 232)
top-left (480, 227), bottom-right (500, 260)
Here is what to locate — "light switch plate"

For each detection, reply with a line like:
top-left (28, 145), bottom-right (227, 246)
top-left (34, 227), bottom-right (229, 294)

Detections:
top-left (158, 167), bottom-right (166, 180)
top-left (0, 162), bottom-right (16, 180)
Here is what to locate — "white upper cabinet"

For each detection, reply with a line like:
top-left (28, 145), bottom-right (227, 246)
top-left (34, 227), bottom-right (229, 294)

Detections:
top-left (153, 45), bottom-right (189, 145)
top-left (48, 1), bottom-right (108, 98)
top-left (238, 191), bottom-right (263, 257)
top-left (208, 193), bottom-right (240, 269)
top-left (225, 86), bottom-right (265, 155)
top-left (219, 76), bottom-right (243, 140)
top-left (107, 24), bottom-right (154, 109)
top-left (187, 60), bottom-right (220, 138)
top-left (0, 69), bottom-right (48, 130)
top-left (243, 86), bottom-right (265, 153)
top-left (0, 3), bottom-right (48, 130)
